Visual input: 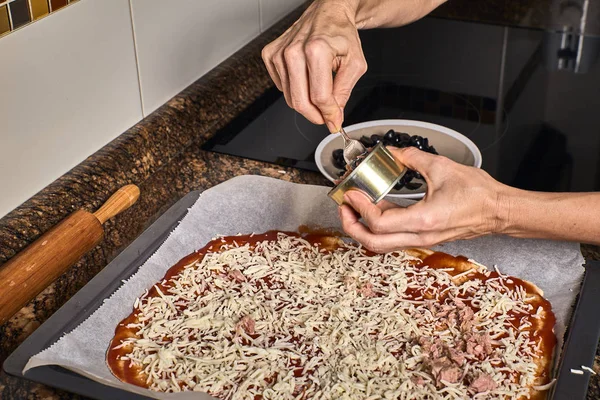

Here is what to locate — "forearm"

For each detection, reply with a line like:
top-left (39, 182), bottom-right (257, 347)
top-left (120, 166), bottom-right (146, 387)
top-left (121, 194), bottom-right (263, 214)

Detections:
top-left (341, 0), bottom-right (447, 29)
top-left (497, 188), bottom-right (600, 245)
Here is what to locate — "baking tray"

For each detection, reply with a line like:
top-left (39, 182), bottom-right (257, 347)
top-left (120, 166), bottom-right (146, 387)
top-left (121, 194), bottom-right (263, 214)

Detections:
top-left (4, 190), bottom-right (600, 399)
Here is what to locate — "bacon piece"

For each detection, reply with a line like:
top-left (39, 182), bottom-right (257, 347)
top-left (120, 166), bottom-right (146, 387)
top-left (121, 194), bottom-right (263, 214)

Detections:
top-left (236, 316), bottom-right (255, 335)
top-left (469, 373), bottom-right (497, 393)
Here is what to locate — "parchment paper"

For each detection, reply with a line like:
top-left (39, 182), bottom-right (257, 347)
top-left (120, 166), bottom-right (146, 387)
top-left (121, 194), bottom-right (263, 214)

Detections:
top-left (24, 175), bottom-right (585, 399)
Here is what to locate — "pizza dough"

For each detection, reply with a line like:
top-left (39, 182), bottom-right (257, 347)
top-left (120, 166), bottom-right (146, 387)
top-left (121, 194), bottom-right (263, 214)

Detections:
top-left (107, 231), bottom-right (556, 399)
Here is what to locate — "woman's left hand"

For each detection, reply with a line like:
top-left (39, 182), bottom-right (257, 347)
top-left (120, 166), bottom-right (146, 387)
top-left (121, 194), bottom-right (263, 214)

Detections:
top-left (338, 147), bottom-right (509, 252)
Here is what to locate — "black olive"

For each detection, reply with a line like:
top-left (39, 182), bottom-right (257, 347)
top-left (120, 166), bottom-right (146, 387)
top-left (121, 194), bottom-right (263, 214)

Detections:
top-left (414, 172), bottom-right (423, 180)
top-left (371, 134), bottom-right (383, 145)
top-left (405, 182), bottom-right (423, 190)
top-left (360, 135), bottom-right (375, 147)
top-left (423, 138), bottom-right (429, 148)
top-left (427, 146), bottom-right (438, 155)
top-left (332, 149), bottom-right (346, 169)
top-left (394, 182), bottom-right (405, 190)
top-left (410, 135), bottom-right (423, 148)
top-left (384, 130), bottom-right (396, 142)
top-left (398, 132), bottom-right (411, 142)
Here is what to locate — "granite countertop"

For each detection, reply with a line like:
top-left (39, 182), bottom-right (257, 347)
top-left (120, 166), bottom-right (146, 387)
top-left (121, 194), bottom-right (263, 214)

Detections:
top-left (0, 3), bottom-right (599, 399)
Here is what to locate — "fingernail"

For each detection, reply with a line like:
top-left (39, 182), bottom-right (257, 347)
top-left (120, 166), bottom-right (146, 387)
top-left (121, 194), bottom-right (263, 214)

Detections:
top-left (326, 121), bottom-right (338, 133)
top-left (343, 191), bottom-right (355, 204)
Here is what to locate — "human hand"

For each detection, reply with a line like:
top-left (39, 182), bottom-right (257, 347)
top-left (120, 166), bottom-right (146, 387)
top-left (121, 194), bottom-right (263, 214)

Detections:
top-left (339, 147), bottom-right (509, 252)
top-left (261, 0), bottom-right (368, 132)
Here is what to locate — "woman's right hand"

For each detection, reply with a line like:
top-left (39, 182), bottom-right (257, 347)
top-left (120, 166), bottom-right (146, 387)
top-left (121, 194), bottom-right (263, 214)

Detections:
top-left (261, 0), bottom-right (368, 133)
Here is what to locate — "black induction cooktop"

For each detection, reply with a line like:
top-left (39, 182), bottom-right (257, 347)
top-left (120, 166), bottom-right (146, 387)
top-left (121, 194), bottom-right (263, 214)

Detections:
top-left (202, 16), bottom-right (600, 192)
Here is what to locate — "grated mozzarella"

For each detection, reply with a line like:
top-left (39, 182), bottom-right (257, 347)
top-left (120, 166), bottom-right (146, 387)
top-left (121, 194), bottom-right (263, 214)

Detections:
top-left (115, 233), bottom-right (552, 399)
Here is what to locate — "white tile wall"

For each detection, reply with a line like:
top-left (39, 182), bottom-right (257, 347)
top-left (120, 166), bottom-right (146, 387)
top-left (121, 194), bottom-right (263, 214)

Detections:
top-left (0, 0), bottom-right (142, 219)
top-left (260, 0), bottom-right (304, 32)
top-left (130, 0), bottom-right (261, 116)
top-left (0, 0), bottom-right (303, 219)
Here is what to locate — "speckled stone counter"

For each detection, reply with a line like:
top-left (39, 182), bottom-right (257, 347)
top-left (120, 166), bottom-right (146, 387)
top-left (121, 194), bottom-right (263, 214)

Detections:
top-left (432, 0), bottom-right (600, 36)
top-left (1, 3), bottom-right (600, 400)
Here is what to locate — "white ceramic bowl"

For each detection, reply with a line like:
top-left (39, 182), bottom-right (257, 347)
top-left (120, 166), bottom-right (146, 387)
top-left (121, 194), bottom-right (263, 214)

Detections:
top-left (315, 119), bottom-right (482, 199)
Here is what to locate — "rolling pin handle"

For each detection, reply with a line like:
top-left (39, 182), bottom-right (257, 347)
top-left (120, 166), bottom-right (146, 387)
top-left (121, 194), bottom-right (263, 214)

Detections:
top-left (93, 184), bottom-right (140, 224)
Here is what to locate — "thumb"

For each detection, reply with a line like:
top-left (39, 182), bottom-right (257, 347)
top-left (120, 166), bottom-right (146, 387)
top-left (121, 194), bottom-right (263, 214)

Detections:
top-left (388, 147), bottom-right (439, 181)
top-left (320, 101), bottom-right (344, 133)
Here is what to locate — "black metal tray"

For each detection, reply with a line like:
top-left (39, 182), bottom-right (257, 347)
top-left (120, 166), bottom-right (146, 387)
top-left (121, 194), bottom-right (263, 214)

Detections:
top-left (4, 190), bottom-right (600, 399)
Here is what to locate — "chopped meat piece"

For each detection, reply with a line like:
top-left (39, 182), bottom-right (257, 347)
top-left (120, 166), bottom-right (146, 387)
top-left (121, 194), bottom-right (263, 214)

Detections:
top-left (419, 337), bottom-right (432, 352)
top-left (429, 356), bottom-right (462, 386)
top-left (236, 316), bottom-right (255, 335)
top-left (458, 305), bottom-right (475, 331)
top-left (411, 375), bottom-right (425, 386)
top-left (419, 336), bottom-right (468, 386)
top-left (438, 365), bottom-right (462, 384)
top-left (469, 373), bottom-right (497, 393)
top-left (429, 340), bottom-right (444, 359)
top-left (434, 304), bottom-right (453, 318)
top-left (419, 337), bottom-right (445, 359)
top-left (447, 310), bottom-right (458, 325)
top-left (430, 356), bottom-right (452, 376)
top-left (448, 347), bottom-right (466, 366)
top-left (358, 282), bottom-right (376, 298)
top-left (465, 333), bottom-right (493, 358)
top-left (454, 298), bottom-right (466, 308)
top-left (229, 269), bottom-right (247, 283)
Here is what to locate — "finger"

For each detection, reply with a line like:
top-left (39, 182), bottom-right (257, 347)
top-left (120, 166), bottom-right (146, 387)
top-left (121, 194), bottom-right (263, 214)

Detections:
top-left (272, 51), bottom-right (292, 108)
top-left (304, 38), bottom-right (344, 132)
top-left (377, 199), bottom-right (398, 212)
top-left (283, 42), bottom-right (325, 125)
top-left (388, 147), bottom-right (441, 182)
top-left (261, 44), bottom-right (283, 91)
top-left (332, 54), bottom-right (368, 109)
top-left (344, 191), bottom-right (425, 234)
top-left (343, 190), bottom-right (385, 232)
top-left (339, 205), bottom-right (430, 252)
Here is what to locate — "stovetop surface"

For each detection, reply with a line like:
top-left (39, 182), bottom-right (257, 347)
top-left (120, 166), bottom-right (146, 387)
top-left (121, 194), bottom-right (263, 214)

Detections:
top-left (203, 17), bottom-right (600, 192)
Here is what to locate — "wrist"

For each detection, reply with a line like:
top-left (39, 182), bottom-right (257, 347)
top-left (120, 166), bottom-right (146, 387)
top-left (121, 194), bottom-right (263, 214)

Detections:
top-left (319, 0), bottom-right (360, 20)
top-left (489, 184), bottom-right (517, 235)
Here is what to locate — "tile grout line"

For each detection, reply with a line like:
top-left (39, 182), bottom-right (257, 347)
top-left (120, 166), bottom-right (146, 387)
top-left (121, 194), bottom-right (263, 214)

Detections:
top-left (128, 0), bottom-right (145, 118)
top-left (258, 0), bottom-right (262, 33)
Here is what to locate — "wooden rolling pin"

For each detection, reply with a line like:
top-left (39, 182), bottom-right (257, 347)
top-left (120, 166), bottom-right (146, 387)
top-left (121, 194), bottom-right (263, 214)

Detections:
top-left (0, 184), bottom-right (140, 325)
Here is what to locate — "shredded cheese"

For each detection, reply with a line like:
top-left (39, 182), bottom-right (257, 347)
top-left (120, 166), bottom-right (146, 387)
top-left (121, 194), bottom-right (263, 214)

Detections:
top-left (116, 233), bottom-right (551, 399)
